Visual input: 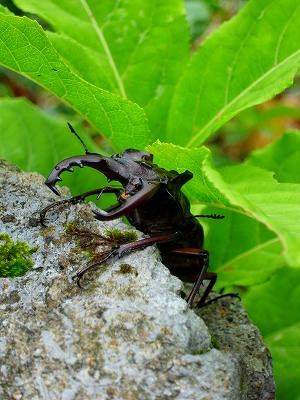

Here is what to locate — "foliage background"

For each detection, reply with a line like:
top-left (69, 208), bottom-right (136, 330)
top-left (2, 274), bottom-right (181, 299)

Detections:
top-left (0, 0), bottom-right (299, 398)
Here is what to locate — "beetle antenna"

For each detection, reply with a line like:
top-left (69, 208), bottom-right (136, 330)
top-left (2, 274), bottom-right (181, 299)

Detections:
top-left (194, 214), bottom-right (225, 219)
top-left (67, 122), bottom-right (90, 154)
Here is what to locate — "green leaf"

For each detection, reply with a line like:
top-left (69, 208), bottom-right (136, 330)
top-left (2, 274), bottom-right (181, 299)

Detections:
top-left (0, 5), bottom-right (13, 15)
top-left (46, 32), bottom-right (116, 92)
top-left (0, 97), bottom-right (108, 195)
top-left (167, 0), bottom-right (300, 146)
top-left (14, 0), bottom-right (190, 139)
top-left (203, 211), bottom-right (285, 287)
top-left (246, 130), bottom-right (300, 183)
top-left (267, 323), bottom-right (300, 400)
top-left (243, 268), bottom-right (300, 400)
top-left (147, 141), bottom-right (300, 273)
top-left (217, 164), bottom-right (300, 268)
top-left (244, 267), bottom-right (300, 336)
top-left (0, 13), bottom-right (151, 151)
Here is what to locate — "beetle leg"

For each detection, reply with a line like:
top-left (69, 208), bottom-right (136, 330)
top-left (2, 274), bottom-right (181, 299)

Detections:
top-left (196, 276), bottom-right (241, 308)
top-left (40, 187), bottom-right (122, 226)
top-left (93, 182), bottom-right (160, 221)
top-left (195, 271), bottom-right (216, 307)
top-left (73, 232), bottom-right (178, 287)
top-left (189, 271), bottom-right (239, 308)
top-left (194, 214), bottom-right (224, 220)
top-left (167, 248), bottom-right (240, 308)
top-left (188, 270), bottom-right (239, 308)
top-left (168, 248), bottom-right (209, 308)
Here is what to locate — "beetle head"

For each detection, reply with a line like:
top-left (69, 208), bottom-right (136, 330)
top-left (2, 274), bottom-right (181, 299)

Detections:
top-left (115, 149), bottom-right (153, 163)
top-left (45, 122), bottom-right (155, 196)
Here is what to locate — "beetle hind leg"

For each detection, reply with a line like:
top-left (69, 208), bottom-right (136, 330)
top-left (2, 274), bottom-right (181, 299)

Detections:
top-left (164, 248), bottom-right (209, 307)
top-left (165, 248), bottom-right (240, 308)
top-left (197, 278), bottom-right (241, 308)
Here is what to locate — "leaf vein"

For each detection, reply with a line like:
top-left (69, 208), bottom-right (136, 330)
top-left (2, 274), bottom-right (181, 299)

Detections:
top-left (224, 13), bottom-right (259, 106)
top-left (217, 238), bottom-right (280, 271)
top-left (80, 0), bottom-right (127, 98)
top-left (274, 3), bottom-right (300, 65)
top-left (187, 49), bottom-right (300, 147)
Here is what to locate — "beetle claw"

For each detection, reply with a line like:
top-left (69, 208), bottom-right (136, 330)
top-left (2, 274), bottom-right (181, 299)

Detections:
top-left (92, 209), bottom-right (109, 220)
top-left (45, 181), bottom-right (61, 196)
top-left (72, 273), bottom-right (83, 288)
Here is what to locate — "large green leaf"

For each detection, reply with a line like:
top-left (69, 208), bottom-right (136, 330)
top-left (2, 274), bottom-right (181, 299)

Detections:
top-left (246, 130), bottom-right (300, 183)
top-left (244, 268), bottom-right (300, 336)
top-left (202, 211), bottom-right (284, 288)
top-left (0, 13), bottom-right (151, 151)
top-left (13, 0), bottom-right (190, 138)
top-left (0, 5), bottom-right (12, 15)
top-left (218, 165), bottom-right (300, 267)
top-left (243, 268), bottom-right (300, 400)
top-left (147, 142), bottom-right (300, 273)
top-left (211, 130), bottom-right (300, 286)
top-left (267, 323), bottom-right (300, 400)
top-left (0, 97), bottom-right (109, 195)
top-left (167, 0), bottom-right (300, 146)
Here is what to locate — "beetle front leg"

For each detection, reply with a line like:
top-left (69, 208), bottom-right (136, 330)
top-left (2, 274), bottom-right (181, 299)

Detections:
top-left (40, 187), bottom-right (122, 226)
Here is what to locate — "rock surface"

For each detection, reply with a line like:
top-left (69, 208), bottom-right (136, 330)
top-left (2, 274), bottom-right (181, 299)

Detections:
top-left (0, 161), bottom-right (275, 400)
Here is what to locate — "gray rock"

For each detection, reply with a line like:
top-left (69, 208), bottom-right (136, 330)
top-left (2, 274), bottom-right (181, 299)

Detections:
top-left (0, 160), bottom-right (275, 400)
top-left (198, 298), bottom-right (275, 400)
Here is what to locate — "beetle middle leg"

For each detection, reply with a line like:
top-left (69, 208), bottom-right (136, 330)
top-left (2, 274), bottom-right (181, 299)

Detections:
top-left (73, 232), bottom-right (179, 287)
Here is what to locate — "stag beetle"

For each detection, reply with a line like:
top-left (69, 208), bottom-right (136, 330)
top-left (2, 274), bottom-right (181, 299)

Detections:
top-left (40, 123), bottom-right (238, 308)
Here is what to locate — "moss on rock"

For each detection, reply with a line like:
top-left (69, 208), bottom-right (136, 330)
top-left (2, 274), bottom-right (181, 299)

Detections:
top-left (105, 229), bottom-right (137, 247)
top-left (0, 233), bottom-right (38, 278)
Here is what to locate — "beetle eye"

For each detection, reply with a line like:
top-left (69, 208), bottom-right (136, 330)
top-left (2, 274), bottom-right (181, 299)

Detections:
top-left (141, 152), bottom-right (153, 162)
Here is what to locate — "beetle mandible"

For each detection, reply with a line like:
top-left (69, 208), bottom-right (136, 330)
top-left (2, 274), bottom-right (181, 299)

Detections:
top-left (40, 123), bottom-right (238, 308)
